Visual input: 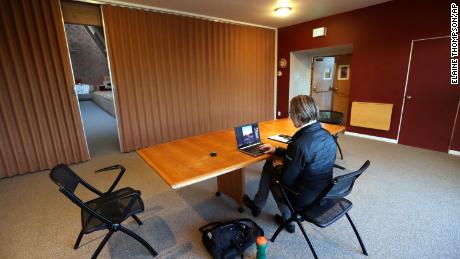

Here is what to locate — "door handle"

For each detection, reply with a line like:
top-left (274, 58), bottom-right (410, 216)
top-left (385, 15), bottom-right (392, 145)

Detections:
top-left (406, 95), bottom-right (412, 100)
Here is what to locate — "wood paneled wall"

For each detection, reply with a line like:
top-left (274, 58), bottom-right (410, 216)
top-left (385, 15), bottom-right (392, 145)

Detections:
top-left (102, 5), bottom-right (275, 152)
top-left (0, 0), bottom-right (89, 177)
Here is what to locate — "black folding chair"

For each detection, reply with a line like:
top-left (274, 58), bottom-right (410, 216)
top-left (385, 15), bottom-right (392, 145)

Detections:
top-left (319, 110), bottom-right (345, 159)
top-left (270, 161), bottom-right (370, 259)
top-left (50, 164), bottom-right (157, 259)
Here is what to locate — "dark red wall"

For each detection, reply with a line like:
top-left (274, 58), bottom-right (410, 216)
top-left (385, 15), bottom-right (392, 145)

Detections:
top-left (277, 0), bottom-right (454, 142)
top-left (451, 109), bottom-right (460, 151)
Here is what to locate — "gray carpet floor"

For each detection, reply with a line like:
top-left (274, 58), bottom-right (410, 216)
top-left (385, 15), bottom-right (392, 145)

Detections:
top-left (79, 100), bottom-right (120, 158)
top-left (0, 125), bottom-right (459, 258)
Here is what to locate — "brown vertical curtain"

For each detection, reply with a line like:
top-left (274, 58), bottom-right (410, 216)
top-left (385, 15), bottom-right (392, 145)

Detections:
top-left (102, 5), bottom-right (275, 152)
top-left (0, 0), bottom-right (89, 178)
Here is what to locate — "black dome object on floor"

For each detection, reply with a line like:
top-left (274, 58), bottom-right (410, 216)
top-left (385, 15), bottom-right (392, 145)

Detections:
top-left (199, 218), bottom-right (264, 259)
top-left (49, 164), bottom-right (157, 259)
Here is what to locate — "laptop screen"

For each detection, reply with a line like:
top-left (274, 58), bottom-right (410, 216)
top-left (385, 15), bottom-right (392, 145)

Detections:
top-left (234, 123), bottom-right (261, 148)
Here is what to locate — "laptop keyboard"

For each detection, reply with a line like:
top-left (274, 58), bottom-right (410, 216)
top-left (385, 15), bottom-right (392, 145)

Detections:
top-left (242, 144), bottom-right (264, 155)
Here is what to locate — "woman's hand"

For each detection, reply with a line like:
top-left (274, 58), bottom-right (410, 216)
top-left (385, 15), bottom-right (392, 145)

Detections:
top-left (258, 143), bottom-right (276, 154)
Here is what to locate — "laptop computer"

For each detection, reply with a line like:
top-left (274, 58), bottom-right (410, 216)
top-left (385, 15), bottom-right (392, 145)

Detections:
top-left (234, 123), bottom-right (265, 157)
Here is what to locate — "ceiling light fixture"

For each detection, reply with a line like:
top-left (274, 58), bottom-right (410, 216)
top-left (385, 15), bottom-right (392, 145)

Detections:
top-left (274, 7), bottom-right (292, 17)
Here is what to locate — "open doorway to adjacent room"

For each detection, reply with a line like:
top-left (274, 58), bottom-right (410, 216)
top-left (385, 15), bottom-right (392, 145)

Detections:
top-left (289, 45), bottom-right (352, 123)
top-left (62, 2), bottom-right (120, 158)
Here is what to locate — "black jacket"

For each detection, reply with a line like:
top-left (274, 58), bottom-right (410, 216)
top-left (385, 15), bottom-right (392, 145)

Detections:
top-left (274, 121), bottom-right (336, 208)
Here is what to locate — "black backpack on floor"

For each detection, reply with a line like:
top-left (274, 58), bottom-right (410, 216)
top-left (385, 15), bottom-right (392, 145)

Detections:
top-left (199, 218), bottom-right (264, 259)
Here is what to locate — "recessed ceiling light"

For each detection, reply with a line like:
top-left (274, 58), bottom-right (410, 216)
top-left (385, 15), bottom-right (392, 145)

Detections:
top-left (274, 7), bottom-right (292, 17)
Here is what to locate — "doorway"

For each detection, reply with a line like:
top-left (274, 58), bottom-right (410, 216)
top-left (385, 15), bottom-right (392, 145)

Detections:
top-left (311, 56), bottom-right (335, 110)
top-left (398, 37), bottom-right (460, 152)
top-left (289, 45), bottom-right (353, 123)
top-left (311, 55), bottom-right (352, 121)
top-left (64, 23), bottom-right (120, 157)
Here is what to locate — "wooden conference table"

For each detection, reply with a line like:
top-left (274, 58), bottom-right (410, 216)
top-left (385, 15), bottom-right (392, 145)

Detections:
top-left (138, 119), bottom-right (345, 211)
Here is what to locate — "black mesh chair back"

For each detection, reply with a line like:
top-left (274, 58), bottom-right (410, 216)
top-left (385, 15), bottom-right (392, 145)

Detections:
top-left (326, 160), bottom-right (370, 198)
top-left (50, 164), bottom-right (107, 215)
top-left (50, 164), bottom-right (83, 193)
top-left (318, 110), bottom-right (345, 159)
top-left (319, 110), bottom-right (344, 125)
top-left (270, 161), bottom-right (370, 259)
top-left (49, 164), bottom-right (157, 259)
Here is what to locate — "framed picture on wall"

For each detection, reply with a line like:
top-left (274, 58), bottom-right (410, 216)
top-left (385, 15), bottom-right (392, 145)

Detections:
top-left (338, 65), bottom-right (349, 80)
top-left (323, 68), bottom-right (332, 80)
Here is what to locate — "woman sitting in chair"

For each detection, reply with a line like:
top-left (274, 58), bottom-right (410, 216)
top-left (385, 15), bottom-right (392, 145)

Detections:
top-left (243, 95), bottom-right (337, 233)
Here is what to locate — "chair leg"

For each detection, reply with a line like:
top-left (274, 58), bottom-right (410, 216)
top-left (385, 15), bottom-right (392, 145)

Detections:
top-left (346, 213), bottom-right (368, 256)
top-left (120, 226), bottom-right (158, 257)
top-left (74, 231), bottom-right (84, 249)
top-left (91, 230), bottom-right (114, 259)
top-left (270, 218), bottom-right (294, 242)
top-left (334, 135), bottom-right (344, 160)
top-left (295, 219), bottom-right (318, 259)
top-left (132, 215), bottom-right (143, 225)
top-left (337, 142), bottom-right (344, 160)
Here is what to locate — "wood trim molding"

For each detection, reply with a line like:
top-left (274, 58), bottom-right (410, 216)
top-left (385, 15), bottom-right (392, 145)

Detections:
top-left (345, 131), bottom-right (398, 144)
top-left (448, 150), bottom-right (460, 156)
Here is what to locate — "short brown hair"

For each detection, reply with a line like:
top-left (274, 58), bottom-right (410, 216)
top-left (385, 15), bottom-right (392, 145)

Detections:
top-left (289, 95), bottom-right (319, 127)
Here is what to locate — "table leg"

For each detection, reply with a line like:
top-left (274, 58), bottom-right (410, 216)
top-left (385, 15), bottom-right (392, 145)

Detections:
top-left (217, 168), bottom-right (245, 212)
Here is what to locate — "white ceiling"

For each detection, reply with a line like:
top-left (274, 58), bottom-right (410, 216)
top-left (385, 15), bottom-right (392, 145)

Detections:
top-left (101, 0), bottom-right (391, 28)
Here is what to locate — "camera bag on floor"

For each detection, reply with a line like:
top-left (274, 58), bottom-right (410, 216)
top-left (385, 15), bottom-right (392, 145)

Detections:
top-left (199, 218), bottom-right (264, 259)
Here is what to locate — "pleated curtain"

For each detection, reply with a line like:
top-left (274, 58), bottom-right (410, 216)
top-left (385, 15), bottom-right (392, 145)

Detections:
top-left (102, 5), bottom-right (275, 152)
top-left (0, 0), bottom-right (89, 177)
